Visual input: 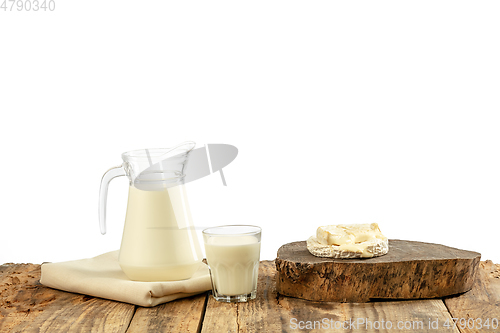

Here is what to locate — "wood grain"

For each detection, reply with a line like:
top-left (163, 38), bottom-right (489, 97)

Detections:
top-left (127, 293), bottom-right (208, 333)
top-left (275, 240), bottom-right (481, 302)
top-left (444, 260), bottom-right (500, 333)
top-left (201, 295), bottom-right (239, 333)
top-left (203, 261), bottom-right (461, 332)
top-left (0, 263), bottom-right (135, 333)
top-left (2, 259), bottom-right (498, 333)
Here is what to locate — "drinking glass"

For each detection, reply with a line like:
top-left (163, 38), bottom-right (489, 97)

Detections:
top-left (203, 225), bottom-right (262, 302)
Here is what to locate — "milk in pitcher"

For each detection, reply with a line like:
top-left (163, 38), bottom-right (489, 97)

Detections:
top-left (118, 184), bottom-right (202, 281)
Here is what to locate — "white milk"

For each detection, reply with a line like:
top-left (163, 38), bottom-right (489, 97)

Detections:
top-left (118, 184), bottom-right (202, 281)
top-left (205, 236), bottom-right (260, 296)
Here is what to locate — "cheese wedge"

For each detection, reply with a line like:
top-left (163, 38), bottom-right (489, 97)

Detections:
top-left (307, 223), bottom-right (388, 259)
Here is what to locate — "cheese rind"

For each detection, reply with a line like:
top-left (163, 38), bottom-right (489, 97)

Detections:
top-left (307, 223), bottom-right (389, 259)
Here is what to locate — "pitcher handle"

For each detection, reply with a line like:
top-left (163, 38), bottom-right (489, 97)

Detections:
top-left (99, 165), bottom-right (126, 235)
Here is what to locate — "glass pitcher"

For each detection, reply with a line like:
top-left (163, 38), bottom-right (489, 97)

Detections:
top-left (99, 142), bottom-right (203, 281)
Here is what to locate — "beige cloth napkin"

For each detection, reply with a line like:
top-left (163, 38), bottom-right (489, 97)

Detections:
top-left (40, 251), bottom-right (211, 307)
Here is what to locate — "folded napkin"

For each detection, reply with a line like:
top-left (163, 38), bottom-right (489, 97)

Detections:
top-left (40, 251), bottom-right (211, 307)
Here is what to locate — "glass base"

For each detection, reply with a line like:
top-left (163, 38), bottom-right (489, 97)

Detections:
top-left (211, 290), bottom-right (257, 303)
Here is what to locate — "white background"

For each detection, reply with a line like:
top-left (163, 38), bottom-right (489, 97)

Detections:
top-left (1, 1), bottom-right (499, 264)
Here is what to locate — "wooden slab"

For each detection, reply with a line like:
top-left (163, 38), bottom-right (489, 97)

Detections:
top-left (275, 239), bottom-right (481, 302)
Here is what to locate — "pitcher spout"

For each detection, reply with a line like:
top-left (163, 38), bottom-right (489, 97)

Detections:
top-left (122, 141), bottom-right (196, 191)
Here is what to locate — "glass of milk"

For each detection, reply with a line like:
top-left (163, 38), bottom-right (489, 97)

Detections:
top-left (203, 225), bottom-right (262, 302)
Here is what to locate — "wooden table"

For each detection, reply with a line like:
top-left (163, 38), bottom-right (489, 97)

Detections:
top-left (1, 260), bottom-right (499, 332)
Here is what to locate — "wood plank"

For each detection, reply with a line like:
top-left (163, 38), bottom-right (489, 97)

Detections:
top-left (201, 295), bottom-right (239, 333)
top-left (0, 263), bottom-right (135, 333)
top-left (4, 259), bottom-right (496, 333)
top-left (444, 260), bottom-right (500, 333)
top-left (127, 292), bottom-right (208, 333)
top-left (276, 240), bottom-right (481, 302)
top-left (202, 260), bottom-right (461, 332)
